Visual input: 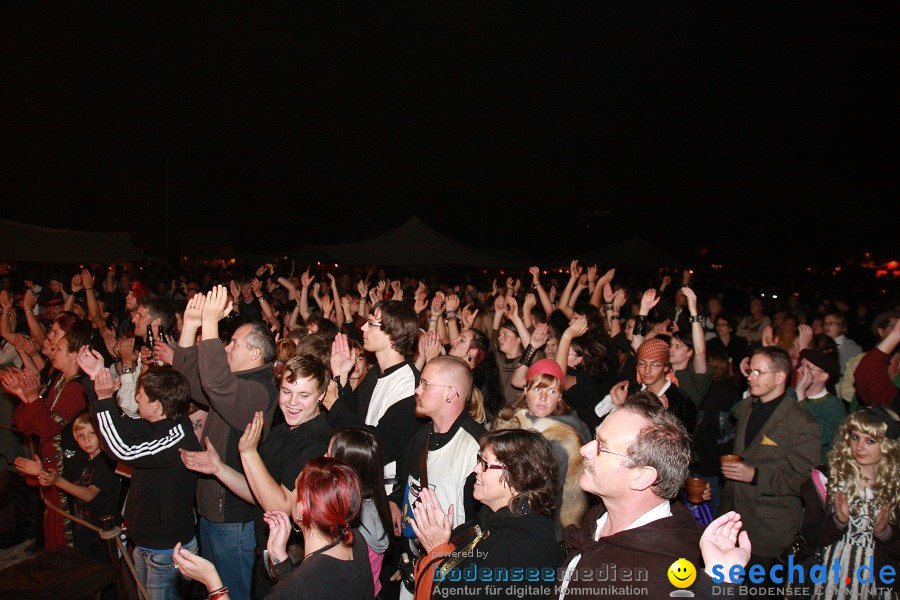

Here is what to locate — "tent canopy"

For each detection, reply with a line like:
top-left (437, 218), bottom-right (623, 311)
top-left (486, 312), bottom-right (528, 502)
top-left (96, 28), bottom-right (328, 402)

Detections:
top-left (0, 219), bottom-right (144, 263)
top-left (304, 217), bottom-right (529, 268)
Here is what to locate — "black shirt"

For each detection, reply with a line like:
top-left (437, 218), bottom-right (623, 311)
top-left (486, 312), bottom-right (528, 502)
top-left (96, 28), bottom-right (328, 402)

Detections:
top-left (744, 391), bottom-right (787, 449)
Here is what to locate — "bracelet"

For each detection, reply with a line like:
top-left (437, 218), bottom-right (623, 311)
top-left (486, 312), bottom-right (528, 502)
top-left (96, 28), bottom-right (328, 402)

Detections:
top-left (206, 587), bottom-right (228, 600)
top-left (633, 315), bottom-right (647, 337)
top-left (0, 311), bottom-right (9, 317)
top-left (610, 315), bottom-right (621, 321)
top-left (445, 310), bottom-right (457, 319)
top-left (689, 315), bottom-right (702, 324)
top-left (519, 344), bottom-right (538, 367)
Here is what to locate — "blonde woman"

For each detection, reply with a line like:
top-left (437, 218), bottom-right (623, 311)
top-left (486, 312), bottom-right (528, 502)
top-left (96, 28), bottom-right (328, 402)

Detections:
top-left (801, 407), bottom-right (900, 600)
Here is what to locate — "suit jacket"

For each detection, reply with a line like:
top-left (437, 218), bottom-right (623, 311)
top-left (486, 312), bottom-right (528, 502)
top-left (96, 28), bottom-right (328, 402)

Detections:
top-left (719, 392), bottom-right (820, 558)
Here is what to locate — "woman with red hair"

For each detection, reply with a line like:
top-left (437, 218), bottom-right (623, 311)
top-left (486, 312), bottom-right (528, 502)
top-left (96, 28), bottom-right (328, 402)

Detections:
top-left (174, 457), bottom-right (374, 600)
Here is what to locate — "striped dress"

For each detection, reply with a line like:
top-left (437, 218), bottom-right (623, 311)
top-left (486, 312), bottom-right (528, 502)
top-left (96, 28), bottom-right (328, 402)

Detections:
top-left (813, 485), bottom-right (895, 600)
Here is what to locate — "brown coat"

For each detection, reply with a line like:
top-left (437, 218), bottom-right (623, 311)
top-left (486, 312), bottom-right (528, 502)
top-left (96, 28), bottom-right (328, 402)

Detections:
top-left (720, 393), bottom-right (820, 558)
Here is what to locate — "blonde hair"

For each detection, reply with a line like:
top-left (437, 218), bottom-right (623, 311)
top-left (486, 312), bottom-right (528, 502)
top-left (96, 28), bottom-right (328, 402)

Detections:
top-left (827, 409), bottom-right (900, 522)
top-left (468, 387), bottom-right (486, 425)
top-left (72, 413), bottom-right (95, 432)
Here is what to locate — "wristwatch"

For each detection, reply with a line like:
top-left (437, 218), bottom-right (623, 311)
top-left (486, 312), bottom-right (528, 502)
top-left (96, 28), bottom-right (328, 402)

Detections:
top-left (120, 365), bottom-right (136, 374)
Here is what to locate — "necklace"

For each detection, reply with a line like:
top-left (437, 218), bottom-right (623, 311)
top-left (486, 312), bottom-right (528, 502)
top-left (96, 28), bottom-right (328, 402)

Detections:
top-left (304, 537), bottom-right (341, 560)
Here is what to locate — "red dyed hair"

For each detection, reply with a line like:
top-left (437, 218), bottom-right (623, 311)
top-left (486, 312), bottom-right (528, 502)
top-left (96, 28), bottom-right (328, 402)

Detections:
top-left (295, 457), bottom-right (362, 546)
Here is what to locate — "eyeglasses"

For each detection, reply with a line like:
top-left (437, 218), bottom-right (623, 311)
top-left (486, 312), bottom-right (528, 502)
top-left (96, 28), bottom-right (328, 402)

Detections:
top-left (476, 453), bottom-right (505, 471)
top-left (596, 437), bottom-right (630, 458)
top-left (637, 360), bottom-right (665, 370)
top-left (365, 318), bottom-right (382, 329)
top-left (745, 368), bottom-right (778, 378)
top-left (527, 387), bottom-right (560, 398)
top-left (420, 378), bottom-right (454, 392)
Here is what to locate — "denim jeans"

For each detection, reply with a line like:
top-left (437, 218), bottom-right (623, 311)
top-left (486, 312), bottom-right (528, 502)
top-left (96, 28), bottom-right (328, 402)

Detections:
top-left (199, 517), bottom-right (255, 600)
top-left (132, 537), bottom-right (197, 600)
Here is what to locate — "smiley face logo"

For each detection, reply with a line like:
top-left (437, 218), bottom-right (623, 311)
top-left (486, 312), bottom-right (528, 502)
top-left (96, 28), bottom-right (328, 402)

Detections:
top-left (667, 558), bottom-right (696, 588)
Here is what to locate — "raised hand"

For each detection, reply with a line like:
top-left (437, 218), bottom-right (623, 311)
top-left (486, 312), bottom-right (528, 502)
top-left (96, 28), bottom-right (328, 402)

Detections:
top-left (0, 290), bottom-right (11, 312)
top-left (14, 454), bottom-right (42, 477)
top-left (834, 491), bottom-right (850, 525)
top-left (172, 543), bottom-right (222, 592)
top-left (612, 288), bottom-right (626, 311)
top-left (263, 511), bottom-right (293, 562)
top-left (419, 330), bottom-right (441, 364)
top-left (76, 345), bottom-right (105, 380)
top-left (569, 259), bottom-right (583, 280)
top-left (530, 323), bottom-right (549, 349)
top-left (610, 380), bottom-right (629, 407)
top-left (391, 280), bottom-right (403, 300)
top-left (700, 511), bottom-right (751, 581)
top-left (409, 488), bottom-right (454, 553)
top-left (81, 269), bottom-right (95, 291)
top-left (681, 286), bottom-right (698, 314)
top-left (238, 411), bottom-right (265, 455)
top-left (23, 290), bottom-right (36, 312)
top-left (153, 342), bottom-right (174, 366)
top-left (639, 289), bottom-right (660, 316)
top-left (523, 293), bottom-right (536, 314)
top-left (461, 305), bottom-right (479, 330)
top-left (413, 295), bottom-right (427, 315)
top-left (503, 296), bottom-right (519, 321)
top-left (375, 280), bottom-right (387, 300)
top-left (37, 468), bottom-right (61, 487)
top-left (528, 266), bottom-right (541, 287)
top-left (301, 268), bottom-right (315, 289)
top-left (874, 503), bottom-right (891, 537)
top-left (180, 437), bottom-right (222, 475)
top-left (431, 292), bottom-right (445, 316)
top-left (566, 314), bottom-right (589, 338)
top-left (321, 294), bottom-right (334, 319)
top-left (117, 337), bottom-right (137, 367)
top-left (94, 368), bottom-right (121, 400)
top-left (357, 279), bottom-right (368, 298)
top-left (251, 278), bottom-right (263, 296)
top-left (201, 285), bottom-right (233, 324)
top-left (586, 265), bottom-right (597, 284)
top-left (796, 324), bottom-right (813, 351)
top-left (229, 280), bottom-right (240, 300)
top-left (445, 294), bottom-right (460, 313)
top-left (493, 294), bottom-right (506, 314)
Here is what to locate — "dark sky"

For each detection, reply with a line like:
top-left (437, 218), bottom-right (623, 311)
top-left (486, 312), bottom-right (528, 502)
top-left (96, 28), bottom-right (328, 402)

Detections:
top-left (1, 4), bottom-right (897, 266)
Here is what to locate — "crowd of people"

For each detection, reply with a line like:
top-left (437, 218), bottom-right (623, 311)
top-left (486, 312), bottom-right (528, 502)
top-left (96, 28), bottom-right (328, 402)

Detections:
top-left (0, 259), bottom-right (898, 600)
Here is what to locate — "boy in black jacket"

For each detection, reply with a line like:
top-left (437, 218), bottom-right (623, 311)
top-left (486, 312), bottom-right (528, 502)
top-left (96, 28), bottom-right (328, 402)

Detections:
top-left (90, 366), bottom-right (200, 600)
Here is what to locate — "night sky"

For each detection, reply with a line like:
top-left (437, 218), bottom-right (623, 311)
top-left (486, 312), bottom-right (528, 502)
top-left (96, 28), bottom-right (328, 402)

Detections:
top-left (1, 4), bottom-right (897, 267)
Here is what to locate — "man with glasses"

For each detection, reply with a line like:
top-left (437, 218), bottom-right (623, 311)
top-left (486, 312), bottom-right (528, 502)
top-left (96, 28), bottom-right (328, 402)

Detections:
top-left (720, 346), bottom-right (819, 595)
top-left (559, 392), bottom-right (705, 598)
top-left (823, 311), bottom-right (863, 373)
top-left (326, 299), bottom-right (421, 479)
top-left (389, 355), bottom-right (483, 599)
top-left (794, 348), bottom-right (844, 463)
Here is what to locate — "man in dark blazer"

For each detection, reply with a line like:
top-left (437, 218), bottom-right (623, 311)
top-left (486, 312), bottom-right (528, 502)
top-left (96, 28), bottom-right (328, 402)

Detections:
top-left (719, 346), bottom-right (820, 595)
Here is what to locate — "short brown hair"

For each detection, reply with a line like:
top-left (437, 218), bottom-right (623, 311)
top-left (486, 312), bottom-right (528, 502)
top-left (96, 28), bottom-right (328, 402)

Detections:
top-left (373, 300), bottom-right (419, 356)
top-left (137, 367), bottom-right (192, 421)
top-left (480, 429), bottom-right (557, 518)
